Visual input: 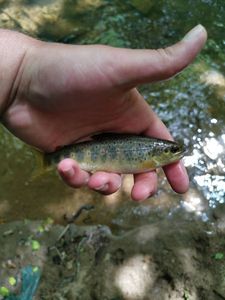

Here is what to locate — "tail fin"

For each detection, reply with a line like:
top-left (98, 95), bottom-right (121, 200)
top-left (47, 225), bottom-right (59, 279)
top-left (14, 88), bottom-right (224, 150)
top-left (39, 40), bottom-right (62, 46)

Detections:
top-left (31, 148), bottom-right (48, 180)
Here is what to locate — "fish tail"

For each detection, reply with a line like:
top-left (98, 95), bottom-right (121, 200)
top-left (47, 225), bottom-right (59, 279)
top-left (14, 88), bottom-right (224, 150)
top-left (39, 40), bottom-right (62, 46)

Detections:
top-left (31, 148), bottom-right (48, 180)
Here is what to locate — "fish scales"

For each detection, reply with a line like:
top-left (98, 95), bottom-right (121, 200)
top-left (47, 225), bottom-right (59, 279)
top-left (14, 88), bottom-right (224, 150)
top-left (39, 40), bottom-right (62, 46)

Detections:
top-left (44, 134), bottom-right (185, 174)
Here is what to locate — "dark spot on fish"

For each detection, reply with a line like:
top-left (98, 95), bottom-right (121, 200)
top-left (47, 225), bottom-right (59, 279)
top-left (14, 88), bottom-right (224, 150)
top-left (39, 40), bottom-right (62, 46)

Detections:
top-left (108, 146), bottom-right (117, 160)
top-left (77, 151), bottom-right (85, 161)
top-left (91, 150), bottom-right (98, 162)
top-left (123, 150), bottom-right (133, 161)
top-left (100, 147), bottom-right (107, 162)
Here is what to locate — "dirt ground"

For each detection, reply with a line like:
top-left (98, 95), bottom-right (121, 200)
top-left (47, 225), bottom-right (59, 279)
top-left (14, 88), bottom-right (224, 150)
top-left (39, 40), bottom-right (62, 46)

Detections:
top-left (1, 210), bottom-right (225, 300)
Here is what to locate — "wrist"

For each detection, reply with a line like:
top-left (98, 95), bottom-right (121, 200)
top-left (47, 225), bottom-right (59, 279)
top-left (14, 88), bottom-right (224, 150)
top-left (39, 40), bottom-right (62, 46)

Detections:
top-left (0, 29), bottom-right (35, 118)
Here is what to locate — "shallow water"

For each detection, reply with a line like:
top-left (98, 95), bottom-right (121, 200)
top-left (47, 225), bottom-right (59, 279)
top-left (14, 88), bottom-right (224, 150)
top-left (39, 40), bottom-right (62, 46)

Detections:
top-left (0, 0), bottom-right (224, 227)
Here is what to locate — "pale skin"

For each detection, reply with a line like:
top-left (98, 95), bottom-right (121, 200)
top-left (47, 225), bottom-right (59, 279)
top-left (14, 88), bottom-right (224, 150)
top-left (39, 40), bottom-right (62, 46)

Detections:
top-left (0, 25), bottom-right (207, 201)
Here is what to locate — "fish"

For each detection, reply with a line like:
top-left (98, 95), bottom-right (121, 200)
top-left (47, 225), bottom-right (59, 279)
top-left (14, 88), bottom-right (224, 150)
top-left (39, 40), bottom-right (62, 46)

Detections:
top-left (35, 133), bottom-right (185, 175)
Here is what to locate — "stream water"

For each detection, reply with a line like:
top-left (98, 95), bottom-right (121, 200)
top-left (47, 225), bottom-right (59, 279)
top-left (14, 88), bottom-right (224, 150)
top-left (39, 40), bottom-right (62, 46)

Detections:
top-left (0, 0), bottom-right (224, 228)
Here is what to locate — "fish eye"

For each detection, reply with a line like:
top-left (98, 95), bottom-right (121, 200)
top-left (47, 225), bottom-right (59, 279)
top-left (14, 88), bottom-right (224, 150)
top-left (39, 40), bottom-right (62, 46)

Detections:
top-left (171, 145), bottom-right (180, 153)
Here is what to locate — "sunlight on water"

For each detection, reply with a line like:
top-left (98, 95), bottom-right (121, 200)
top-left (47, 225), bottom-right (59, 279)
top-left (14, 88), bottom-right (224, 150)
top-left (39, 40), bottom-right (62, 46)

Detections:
top-left (200, 70), bottom-right (225, 87)
top-left (194, 175), bottom-right (225, 208)
top-left (204, 136), bottom-right (223, 160)
top-left (184, 129), bottom-right (225, 209)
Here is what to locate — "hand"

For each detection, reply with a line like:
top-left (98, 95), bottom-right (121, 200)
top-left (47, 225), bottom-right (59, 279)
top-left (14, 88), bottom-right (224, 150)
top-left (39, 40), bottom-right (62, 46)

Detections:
top-left (2, 25), bottom-right (207, 201)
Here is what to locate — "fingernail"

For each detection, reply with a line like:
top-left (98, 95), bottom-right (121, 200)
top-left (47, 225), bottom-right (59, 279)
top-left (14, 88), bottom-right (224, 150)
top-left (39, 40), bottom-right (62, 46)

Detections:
top-left (95, 184), bottom-right (109, 191)
top-left (182, 24), bottom-right (205, 41)
top-left (63, 167), bottom-right (75, 178)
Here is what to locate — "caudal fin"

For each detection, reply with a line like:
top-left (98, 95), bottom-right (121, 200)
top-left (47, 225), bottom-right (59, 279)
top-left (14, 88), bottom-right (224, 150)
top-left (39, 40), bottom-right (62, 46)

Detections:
top-left (31, 148), bottom-right (48, 180)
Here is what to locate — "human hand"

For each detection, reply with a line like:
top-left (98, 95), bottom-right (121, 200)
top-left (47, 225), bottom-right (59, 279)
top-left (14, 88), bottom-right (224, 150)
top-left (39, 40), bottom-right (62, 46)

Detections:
top-left (1, 25), bottom-right (207, 200)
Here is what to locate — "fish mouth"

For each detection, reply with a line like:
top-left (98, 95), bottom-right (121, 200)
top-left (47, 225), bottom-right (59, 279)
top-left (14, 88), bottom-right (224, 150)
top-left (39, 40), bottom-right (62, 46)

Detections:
top-left (177, 149), bottom-right (187, 160)
top-left (156, 149), bottom-right (186, 167)
top-left (174, 141), bottom-right (188, 158)
top-left (180, 146), bottom-right (191, 157)
top-left (168, 148), bottom-right (187, 163)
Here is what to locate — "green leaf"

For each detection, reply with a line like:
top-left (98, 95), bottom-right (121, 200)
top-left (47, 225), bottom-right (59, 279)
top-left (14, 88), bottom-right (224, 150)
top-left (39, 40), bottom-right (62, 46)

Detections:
top-left (31, 240), bottom-right (41, 251)
top-left (214, 252), bottom-right (224, 260)
top-left (32, 266), bottom-right (39, 273)
top-left (8, 277), bottom-right (16, 286)
top-left (0, 286), bottom-right (10, 297)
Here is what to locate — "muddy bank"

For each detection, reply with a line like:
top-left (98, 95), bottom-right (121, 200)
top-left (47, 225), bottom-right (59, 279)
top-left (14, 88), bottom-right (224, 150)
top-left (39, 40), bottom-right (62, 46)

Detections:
top-left (1, 215), bottom-right (225, 300)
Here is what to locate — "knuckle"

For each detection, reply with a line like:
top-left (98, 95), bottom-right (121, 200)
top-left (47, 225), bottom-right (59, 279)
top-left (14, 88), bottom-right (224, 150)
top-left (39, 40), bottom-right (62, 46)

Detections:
top-left (155, 47), bottom-right (178, 78)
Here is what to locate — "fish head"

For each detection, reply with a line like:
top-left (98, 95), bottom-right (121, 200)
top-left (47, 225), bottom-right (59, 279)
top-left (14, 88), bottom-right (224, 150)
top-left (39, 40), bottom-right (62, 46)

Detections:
top-left (152, 140), bottom-right (185, 167)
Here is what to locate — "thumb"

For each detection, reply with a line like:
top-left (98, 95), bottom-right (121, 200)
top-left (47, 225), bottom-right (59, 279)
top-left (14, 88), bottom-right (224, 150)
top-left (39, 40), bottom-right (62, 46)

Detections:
top-left (114, 24), bottom-right (207, 87)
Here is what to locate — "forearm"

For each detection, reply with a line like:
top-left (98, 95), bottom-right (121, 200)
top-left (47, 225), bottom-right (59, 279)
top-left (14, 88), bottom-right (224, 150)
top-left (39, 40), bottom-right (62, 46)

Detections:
top-left (0, 29), bottom-right (32, 117)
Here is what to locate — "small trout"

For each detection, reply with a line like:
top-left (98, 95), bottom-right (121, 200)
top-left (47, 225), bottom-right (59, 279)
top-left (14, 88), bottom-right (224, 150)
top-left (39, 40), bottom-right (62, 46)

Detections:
top-left (38, 134), bottom-right (185, 174)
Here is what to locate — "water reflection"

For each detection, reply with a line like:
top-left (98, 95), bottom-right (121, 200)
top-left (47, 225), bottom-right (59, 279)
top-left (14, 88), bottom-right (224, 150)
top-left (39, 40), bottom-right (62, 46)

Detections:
top-left (184, 128), bottom-right (225, 208)
top-left (194, 175), bottom-right (225, 207)
top-left (201, 70), bottom-right (225, 87)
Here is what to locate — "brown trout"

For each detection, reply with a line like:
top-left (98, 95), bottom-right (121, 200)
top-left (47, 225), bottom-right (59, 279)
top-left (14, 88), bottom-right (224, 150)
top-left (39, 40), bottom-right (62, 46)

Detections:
top-left (38, 133), bottom-right (185, 174)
